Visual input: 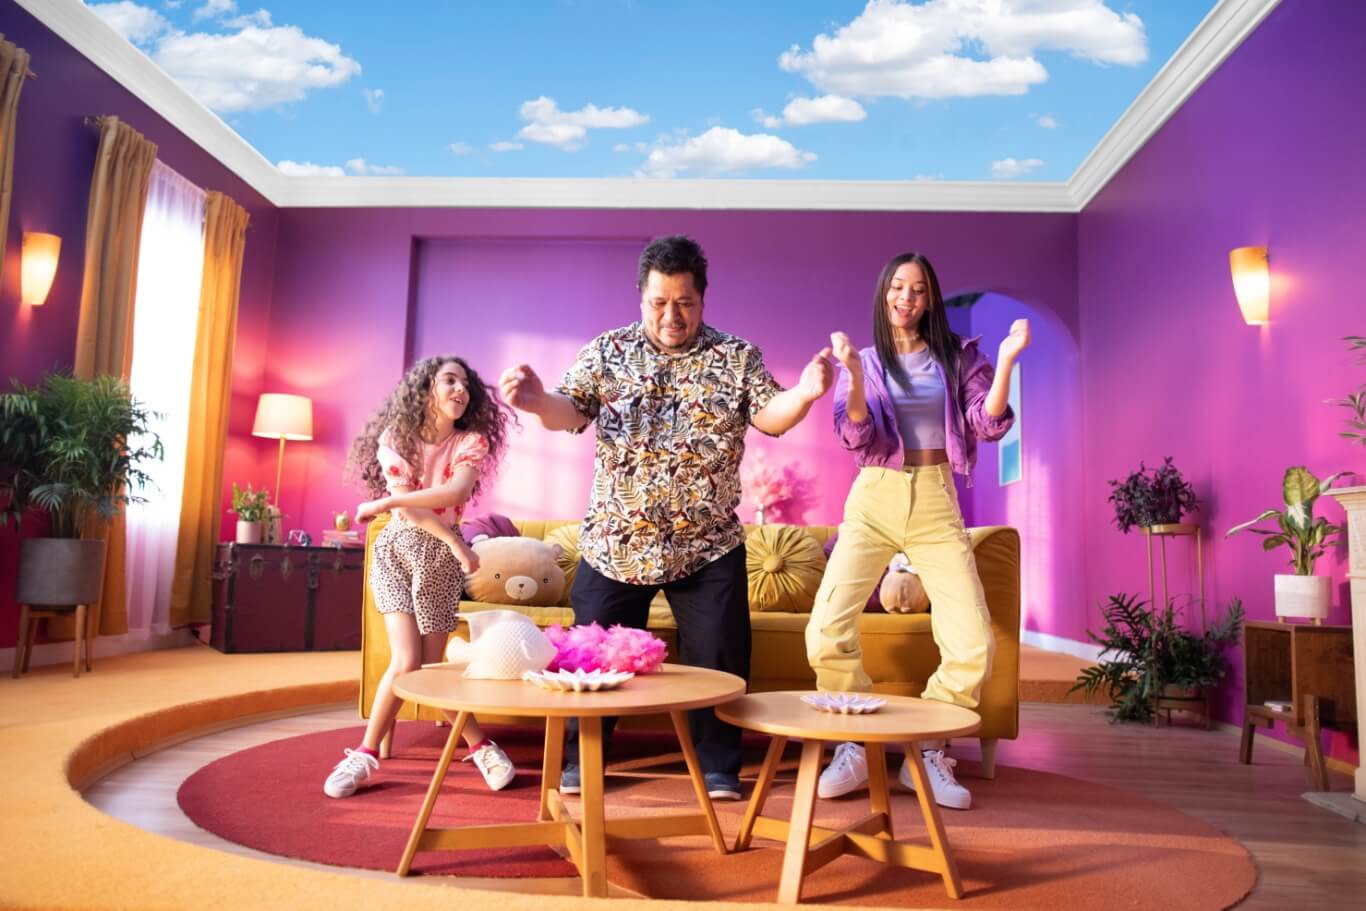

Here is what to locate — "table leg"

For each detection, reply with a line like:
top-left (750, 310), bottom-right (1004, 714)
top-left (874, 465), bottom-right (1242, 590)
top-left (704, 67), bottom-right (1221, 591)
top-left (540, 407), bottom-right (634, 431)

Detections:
top-left (670, 710), bottom-right (728, 854)
top-left (736, 735), bottom-right (787, 851)
top-left (396, 710), bottom-right (469, 876)
top-left (866, 742), bottom-right (893, 840)
top-left (902, 742), bottom-right (964, 899)
top-left (578, 716), bottom-right (608, 898)
top-left (540, 715), bottom-right (565, 822)
top-left (777, 738), bottom-right (824, 905)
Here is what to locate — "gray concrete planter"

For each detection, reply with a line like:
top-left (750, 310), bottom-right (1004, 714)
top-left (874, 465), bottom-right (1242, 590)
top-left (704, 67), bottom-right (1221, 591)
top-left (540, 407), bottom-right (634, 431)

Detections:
top-left (16, 538), bottom-right (106, 607)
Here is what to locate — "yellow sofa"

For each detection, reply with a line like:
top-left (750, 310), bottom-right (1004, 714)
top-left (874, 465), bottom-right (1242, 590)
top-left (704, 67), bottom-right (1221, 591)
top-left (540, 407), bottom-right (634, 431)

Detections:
top-left (359, 515), bottom-right (1020, 776)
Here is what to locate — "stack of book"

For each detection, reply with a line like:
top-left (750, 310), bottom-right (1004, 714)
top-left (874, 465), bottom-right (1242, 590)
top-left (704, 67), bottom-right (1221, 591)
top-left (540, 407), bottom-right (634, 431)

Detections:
top-left (322, 529), bottom-right (362, 548)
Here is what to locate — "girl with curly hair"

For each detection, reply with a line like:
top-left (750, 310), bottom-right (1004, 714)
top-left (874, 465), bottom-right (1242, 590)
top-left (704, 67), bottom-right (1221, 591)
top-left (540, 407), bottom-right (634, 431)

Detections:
top-left (323, 355), bottom-right (519, 799)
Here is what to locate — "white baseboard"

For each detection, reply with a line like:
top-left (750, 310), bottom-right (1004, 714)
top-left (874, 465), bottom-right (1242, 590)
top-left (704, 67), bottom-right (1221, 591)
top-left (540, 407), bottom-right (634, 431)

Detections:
top-left (1020, 629), bottom-right (1104, 663)
top-left (1, 628), bottom-right (197, 674)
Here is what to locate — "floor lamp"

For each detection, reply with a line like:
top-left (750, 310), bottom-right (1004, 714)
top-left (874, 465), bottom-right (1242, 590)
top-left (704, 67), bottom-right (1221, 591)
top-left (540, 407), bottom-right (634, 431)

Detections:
top-left (252, 393), bottom-right (313, 539)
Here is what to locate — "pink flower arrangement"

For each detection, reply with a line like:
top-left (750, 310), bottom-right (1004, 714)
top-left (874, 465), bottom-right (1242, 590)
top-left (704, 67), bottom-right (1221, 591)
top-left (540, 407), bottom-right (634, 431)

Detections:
top-left (741, 450), bottom-right (812, 523)
top-left (544, 622), bottom-right (669, 674)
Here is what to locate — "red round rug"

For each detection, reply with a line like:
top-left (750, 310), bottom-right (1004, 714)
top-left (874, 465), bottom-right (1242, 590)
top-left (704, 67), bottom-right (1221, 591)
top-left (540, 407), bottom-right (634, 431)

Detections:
top-left (180, 722), bottom-right (1257, 907)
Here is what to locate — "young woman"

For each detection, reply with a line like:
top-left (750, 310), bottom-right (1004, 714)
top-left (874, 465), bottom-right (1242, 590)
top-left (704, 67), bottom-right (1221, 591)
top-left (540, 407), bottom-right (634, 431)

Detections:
top-left (806, 252), bottom-right (1028, 810)
top-left (323, 355), bottom-right (518, 798)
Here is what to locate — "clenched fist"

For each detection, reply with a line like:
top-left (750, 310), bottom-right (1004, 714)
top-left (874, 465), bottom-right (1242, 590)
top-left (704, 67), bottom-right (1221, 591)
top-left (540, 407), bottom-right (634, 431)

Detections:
top-left (499, 363), bottom-right (545, 413)
top-left (999, 319), bottom-right (1031, 362)
top-left (829, 331), bottom-right (858, 371)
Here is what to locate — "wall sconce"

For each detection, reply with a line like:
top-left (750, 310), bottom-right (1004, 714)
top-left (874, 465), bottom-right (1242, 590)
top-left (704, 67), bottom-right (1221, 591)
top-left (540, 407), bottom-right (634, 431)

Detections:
top-left (1229, 245), bottom-right (1269, 325)
top-left (21, 232), bottom-right (61, 307)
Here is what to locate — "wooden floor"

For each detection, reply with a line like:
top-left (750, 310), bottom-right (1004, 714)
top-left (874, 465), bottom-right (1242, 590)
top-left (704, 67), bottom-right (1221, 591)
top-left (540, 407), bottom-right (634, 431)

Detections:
top-left (83, 701), bottom-right (1365, 909)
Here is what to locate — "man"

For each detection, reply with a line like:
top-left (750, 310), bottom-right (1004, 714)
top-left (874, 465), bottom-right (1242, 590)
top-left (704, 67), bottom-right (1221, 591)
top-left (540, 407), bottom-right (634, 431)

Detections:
top-left (499, 235), bottom-right (832, 799)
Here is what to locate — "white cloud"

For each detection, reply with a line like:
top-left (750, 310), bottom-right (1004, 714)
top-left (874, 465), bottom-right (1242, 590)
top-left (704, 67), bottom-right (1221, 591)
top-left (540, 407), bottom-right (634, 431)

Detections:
top-left (780, 0), bottom-right (1146, 101)
top-left (781, 95), bottom-right (867, 126)
top-left (637, 127), bottom-right (816, 178)
top-left (912, 173), bottom-right (943, 181)
top-left (87, 1), bottom-right (361, 113)
top-left (363, 88), bottom-right (383, 113)
top-left (88, 1), bottom-right (171, 44)
top-left (1035, 113), bottom-right (1058, 128)
top-left (344, 157), bottom-right (404, 176)
top-left (516, 96), bottom-right (649, 151)
top-left (990, 156), bottom-right (1045, 178)
top-left (489, 141), bottom-right (523, 152)
top-left (192, 0), bottom-right (234, 20)
top-left (612, 143), bottom-right (631, 153)
top-left (448, 142), bottom-right (473, 155)
top-left (750, 108), bottom-right (783, 130)
top-left (276, 159), bottom-right (345, 176)
top-left (163, 0), bottom-right (183, 8)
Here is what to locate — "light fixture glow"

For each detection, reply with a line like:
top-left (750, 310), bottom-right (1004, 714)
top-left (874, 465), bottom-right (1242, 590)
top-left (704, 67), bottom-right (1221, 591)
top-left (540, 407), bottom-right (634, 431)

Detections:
top-left (21, 232), bottom-right (60, 307)
top-left (1229, 246), bottom-right (1269, 325)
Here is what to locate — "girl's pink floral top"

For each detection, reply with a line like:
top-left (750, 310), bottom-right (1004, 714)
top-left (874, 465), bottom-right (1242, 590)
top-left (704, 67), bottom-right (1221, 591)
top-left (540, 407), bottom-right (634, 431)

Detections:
top-left (376, 427), bottom-right (488, 525)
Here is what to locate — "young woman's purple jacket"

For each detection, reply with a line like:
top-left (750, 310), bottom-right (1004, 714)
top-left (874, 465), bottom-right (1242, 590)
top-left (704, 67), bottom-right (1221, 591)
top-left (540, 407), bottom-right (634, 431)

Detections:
top-left (833, 338), bottom-right (1015, 487)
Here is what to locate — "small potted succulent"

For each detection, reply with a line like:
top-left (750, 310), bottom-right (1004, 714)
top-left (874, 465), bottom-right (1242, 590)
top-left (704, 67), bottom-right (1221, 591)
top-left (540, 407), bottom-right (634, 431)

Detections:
top-left (230, 483), bottom-right (271, 544)
top-left (1107, 456), bottom-right (1200, 534)
top-left (1225, 466), bottom-right (1348, 622)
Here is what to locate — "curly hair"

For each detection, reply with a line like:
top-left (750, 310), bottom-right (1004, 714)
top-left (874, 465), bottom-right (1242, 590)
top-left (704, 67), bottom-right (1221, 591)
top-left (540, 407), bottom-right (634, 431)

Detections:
top-left (347, 355), bottom-right (515, 502)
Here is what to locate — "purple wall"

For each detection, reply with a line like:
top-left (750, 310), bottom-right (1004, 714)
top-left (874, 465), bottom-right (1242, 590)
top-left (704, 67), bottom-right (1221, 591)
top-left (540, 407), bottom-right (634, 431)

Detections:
top-left (0, 0), bottom-right (278, 646)
top-left (1078, 1), bottom-right (1365, 759)
top-left (266, 208), bottom-right (1077, 548)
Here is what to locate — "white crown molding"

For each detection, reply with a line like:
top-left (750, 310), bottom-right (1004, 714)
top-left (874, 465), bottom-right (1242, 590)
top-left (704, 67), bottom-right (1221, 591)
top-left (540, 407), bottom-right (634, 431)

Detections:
top-left (16, 0), bottom-right (285, 204)
top-left (271, 175), bottom-right (1074, 211)
top-left (21, 0), bottom-right (1279, 213)
top-left (1066, 0), bottom-right (1282, 209)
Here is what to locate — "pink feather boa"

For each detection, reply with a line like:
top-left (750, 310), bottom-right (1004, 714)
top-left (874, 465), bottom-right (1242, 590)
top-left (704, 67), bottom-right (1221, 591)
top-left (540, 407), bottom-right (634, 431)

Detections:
top-left (544, 622), bottom-right (668, 674)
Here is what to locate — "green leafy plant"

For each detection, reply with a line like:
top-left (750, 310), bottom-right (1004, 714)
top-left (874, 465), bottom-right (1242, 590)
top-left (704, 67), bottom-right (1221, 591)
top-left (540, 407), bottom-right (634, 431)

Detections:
top-left (1324, 335), bottom-right (1366, 448)
top-left (1070, 593), bottom-right (1244, 723)
top-left (230, 483), bottom-right (271, 524)
top-left (1106, 456), bottom-right (1200, 533)
top-left (1225, 466), bottom-right (1349, 575)
top-left (0, 373), bottom-right (162, 537)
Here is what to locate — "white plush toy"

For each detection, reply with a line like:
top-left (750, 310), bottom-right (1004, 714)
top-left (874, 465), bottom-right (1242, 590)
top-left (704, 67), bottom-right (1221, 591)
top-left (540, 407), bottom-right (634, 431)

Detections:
top-left (445, 609), bottom-right (557, 679)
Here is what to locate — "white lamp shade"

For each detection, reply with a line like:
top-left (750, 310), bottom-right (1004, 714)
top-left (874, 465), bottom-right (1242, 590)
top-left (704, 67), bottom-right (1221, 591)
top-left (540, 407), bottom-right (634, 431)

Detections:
top-left (252, 393), bottom-right (313, 441)
top-left (21, 232), bottom-right (60, 307)
top-left (1229, 246), bottom-right (1269, 325)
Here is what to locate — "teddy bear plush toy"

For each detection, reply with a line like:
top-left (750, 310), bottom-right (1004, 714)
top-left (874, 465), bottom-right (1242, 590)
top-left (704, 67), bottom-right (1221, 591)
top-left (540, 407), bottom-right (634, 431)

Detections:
top-left (465, 536), bottom-right (567, 607)
top-left (879, 554), bottom-right (930, 614)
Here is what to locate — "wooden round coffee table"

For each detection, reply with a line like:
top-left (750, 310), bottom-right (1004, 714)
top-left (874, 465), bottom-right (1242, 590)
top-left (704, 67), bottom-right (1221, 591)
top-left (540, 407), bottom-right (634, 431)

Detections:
top-left (715, 691), bottom-right (981, 903)
top-left (392, 662), bottom-right (745, 897)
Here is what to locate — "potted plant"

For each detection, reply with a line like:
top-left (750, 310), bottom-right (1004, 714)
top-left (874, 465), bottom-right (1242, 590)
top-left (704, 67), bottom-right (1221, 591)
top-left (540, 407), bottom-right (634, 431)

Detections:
top-left (1107, 456), bottom-right (1200, 533)
top-left (0, 372), bottom-right (162, 609)
top-left (229, 483), bottom-right (271, 544)
top-left (1226, 466), bottom-right (1348, 622)
top-left (1070, 593), bottom-right (1244, 723)
top-left (1324, 335), bottom-right (1366, 450)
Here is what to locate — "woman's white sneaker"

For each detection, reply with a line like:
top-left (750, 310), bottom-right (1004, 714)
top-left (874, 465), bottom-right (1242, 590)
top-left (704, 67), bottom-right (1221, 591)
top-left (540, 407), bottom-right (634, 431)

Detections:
top-left (817, 741), bottom-right (869, 798)
top-left (466, 740), bottom-right (516, 791)
top-left (324, 748), bottom-right (379, 798)
top-left (899, 749), bottom-right (971, 810)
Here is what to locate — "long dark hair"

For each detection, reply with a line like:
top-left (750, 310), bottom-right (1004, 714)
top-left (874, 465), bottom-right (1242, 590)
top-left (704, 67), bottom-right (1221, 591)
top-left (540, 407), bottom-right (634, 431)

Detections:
top-left (872, 252), bottom-right (960, 395)
top-left (348, 355), bottom-right (515, 501)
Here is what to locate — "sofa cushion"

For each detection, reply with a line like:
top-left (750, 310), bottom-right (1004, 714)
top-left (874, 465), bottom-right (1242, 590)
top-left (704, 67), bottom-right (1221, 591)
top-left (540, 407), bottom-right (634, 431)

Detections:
top-left (461, 512), bottom-right (517, 543)
top-left (822, 532), bottom-right (887, 612)
top-left (543, 523), bottom-right (582, 596)
top-left (745, 524), bottom-right (826, 613)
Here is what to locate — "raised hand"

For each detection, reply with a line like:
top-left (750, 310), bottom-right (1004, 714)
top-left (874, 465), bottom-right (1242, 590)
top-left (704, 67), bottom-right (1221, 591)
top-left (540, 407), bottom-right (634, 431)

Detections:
top-left (829, 331), bottom-right (858, 371)
top-left (797, 347), bottom-right (835, 402)
top-left (999, 318), bottom-right (1031, 362)
top-left (498, 363), bottom-right (545, 412)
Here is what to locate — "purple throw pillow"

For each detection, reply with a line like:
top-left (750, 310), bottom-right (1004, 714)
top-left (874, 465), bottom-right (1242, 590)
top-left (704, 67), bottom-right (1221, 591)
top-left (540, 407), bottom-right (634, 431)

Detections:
top-left (823, 532), bottom-right (886, 612)
top-left (460, 513), bottom-right (518, 543)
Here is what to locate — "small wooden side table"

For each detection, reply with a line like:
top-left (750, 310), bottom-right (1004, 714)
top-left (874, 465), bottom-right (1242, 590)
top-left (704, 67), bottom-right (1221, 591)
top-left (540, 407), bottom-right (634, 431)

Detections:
top-left (716, 691), bottom-right (981, 903)
top-left (392, 662), bottom-right (745, 898)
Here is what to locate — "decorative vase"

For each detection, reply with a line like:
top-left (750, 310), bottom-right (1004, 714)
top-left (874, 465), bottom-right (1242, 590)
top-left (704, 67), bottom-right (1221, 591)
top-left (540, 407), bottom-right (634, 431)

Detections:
top-left (333, 511), bottom-right (352, 532)
top-left (755, 503), bottom-right (766, 526)
top-left (17, 538), bottom-right (106, 606)
top-left (1274, 573), bottom-right (1330, 622)
top-left (264, 506), bottom-right (283, 545)
top-left (236, 520), bottom-right (262, 545)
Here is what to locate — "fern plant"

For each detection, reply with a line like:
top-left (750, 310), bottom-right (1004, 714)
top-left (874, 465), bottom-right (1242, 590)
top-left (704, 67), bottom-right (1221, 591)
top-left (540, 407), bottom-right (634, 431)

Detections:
top-left (1070, 593), bottom-right (1244, 723)
top-left (1324, 335), bottom-right (1366, 448)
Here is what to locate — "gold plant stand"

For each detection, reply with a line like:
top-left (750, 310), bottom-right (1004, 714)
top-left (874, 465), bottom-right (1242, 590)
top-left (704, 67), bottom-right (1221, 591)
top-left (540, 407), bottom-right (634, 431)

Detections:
top-left (1141, 522), bottom-right (1209, 727)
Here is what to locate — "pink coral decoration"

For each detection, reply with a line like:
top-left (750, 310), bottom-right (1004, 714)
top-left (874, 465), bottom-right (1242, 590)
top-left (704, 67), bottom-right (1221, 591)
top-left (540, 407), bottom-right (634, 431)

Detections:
top-left (741, 449), bottom-right (814, 524)
top-left (545, 622), bottom-right (668, 674)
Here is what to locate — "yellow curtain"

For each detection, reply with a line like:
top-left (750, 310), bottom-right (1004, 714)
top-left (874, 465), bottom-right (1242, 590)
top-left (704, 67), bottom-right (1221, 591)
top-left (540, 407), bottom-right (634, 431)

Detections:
top-left (0, 35), bottom-right (31, 261)
top-left (66, 116), bottom-right (157, 640)
top-left (169, 191), bottom-right (249, 627)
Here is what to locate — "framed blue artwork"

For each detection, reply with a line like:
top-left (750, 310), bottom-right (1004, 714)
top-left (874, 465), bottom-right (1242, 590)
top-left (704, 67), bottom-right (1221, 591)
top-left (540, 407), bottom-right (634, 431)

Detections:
top-left (998, 362), bottom-right (1022, 486)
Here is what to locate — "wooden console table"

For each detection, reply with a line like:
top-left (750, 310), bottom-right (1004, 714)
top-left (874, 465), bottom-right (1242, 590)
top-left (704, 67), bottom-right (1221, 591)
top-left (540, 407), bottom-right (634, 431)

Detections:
top-left (1239, 620), bottom-right (1356, 791)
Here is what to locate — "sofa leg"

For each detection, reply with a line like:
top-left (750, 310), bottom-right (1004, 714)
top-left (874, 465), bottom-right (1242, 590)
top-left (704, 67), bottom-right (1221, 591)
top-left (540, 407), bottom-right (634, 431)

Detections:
top-left (979, 738), bottom-right (998, 779)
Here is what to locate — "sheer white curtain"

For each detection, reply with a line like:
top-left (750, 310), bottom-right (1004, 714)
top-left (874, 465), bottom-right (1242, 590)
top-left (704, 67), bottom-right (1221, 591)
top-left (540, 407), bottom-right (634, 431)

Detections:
top-left (125, 160), bottom-right (205, 635)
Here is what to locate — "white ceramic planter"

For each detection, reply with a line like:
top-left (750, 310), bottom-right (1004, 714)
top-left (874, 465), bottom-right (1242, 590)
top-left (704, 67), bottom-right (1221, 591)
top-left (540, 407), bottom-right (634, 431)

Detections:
top-left (1274, 573), bottom-right (1331, 621)
top-left (235, 520), bottom-right (262, 545)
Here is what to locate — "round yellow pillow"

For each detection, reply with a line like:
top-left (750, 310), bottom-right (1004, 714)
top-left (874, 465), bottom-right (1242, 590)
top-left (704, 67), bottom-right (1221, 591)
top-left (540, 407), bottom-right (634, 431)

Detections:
top-left (543, 523), bottom-right (582, 598)
top-left (746, 524), bottom-right (827, 613)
